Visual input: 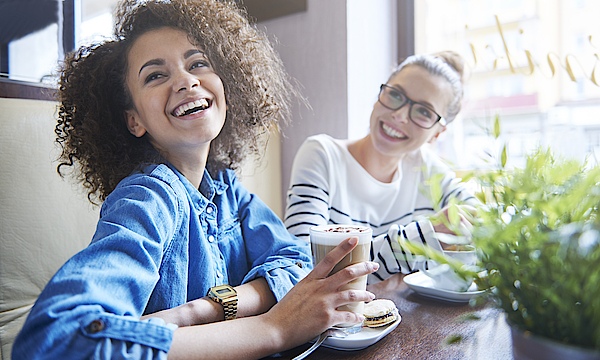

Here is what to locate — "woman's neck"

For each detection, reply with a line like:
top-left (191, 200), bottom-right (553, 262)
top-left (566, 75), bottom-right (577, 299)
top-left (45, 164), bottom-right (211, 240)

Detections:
top-left (347, 135), bottom-right (403, 183)
top-left (157, 146), bottom-right (209, 189)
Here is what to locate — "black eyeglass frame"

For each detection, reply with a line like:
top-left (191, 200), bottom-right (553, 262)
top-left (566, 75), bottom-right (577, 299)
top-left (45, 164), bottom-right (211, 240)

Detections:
top-left (378, 84), bottom-right (447, 129)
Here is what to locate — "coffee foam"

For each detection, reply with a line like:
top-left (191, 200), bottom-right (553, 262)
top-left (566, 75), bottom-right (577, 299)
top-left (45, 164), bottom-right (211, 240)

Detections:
top-left (310, 225), bottom-right (372, 245)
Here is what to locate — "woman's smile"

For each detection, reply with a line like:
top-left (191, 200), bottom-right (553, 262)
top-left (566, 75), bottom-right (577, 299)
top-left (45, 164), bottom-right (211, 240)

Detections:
top-left (380, 122), bottom-right (408, 140)
top-left (172, 98), bottom-right (211, 117)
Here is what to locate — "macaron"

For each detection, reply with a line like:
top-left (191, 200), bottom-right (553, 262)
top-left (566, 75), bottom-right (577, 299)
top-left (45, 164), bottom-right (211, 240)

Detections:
top-left (363, 299), bottom-right (399, 328)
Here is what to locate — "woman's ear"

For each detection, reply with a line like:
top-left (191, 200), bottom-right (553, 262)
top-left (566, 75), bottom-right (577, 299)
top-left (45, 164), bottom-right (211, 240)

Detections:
top-left (125, 110), bottom-right (147, 138)
top-left (428, 126), bottom-right (447, 144)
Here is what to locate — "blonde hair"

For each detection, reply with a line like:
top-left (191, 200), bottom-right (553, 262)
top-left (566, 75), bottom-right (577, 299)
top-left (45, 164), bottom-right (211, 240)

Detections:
top-left (389, 51), bottom-right (465, 122)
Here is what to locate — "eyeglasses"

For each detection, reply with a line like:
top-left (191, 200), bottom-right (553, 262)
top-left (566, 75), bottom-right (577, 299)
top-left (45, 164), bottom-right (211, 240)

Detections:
top-left (378, 84), bottom-right (446, 129)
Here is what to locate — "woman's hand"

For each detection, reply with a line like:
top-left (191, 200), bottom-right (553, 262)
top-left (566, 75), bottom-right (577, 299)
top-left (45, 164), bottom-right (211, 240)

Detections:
top-left (432, 204), bottom-right (477, 246)
top-left (263, 237), bottom-right (378, 348)
top-left (168, 237), bottom-right (379, 359)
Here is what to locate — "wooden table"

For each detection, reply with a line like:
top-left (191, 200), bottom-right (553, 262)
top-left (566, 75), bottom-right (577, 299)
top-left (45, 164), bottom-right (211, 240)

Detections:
top-left (271, 274), bottom-right (514, 360)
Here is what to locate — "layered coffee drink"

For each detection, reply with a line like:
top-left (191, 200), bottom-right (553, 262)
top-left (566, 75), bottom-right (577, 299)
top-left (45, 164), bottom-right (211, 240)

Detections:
top-left (310, 225), bottom-right (372, 329)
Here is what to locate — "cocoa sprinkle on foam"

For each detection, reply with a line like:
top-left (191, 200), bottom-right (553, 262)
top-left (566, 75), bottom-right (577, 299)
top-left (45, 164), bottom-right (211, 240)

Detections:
top-left (324, 226), bottom-right (368, 233)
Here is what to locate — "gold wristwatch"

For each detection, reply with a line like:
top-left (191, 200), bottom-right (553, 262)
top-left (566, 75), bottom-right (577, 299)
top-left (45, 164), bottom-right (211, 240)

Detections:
top-left (207, 284), bottom-right (238, 321)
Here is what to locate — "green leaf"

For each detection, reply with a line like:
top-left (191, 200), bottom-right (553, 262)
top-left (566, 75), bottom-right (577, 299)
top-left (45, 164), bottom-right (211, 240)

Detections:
top-left (427, 173), bottom-right (444, 208)
top-left (493, 113), bottom-right (501, 139)
top-left (475, 191), bottom-right (487, 204)
top-left (501, 144), bottom-right (507, 168)
top-left (456, 312), bottom-right (482, 322)
top-left (444, 334), bottom-right (465, 345)
top-left (448, 203), bottom-right (460, 226)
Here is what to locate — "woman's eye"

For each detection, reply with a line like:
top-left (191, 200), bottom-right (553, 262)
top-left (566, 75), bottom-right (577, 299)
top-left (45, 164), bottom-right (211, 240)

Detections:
top-left (416, 106), bottom-right (433, 118)
top-left (144, 72), bottom-right (164, 83)
top-left (389, 90), bottom-right (403, 101)
top-left (190, 60), bottom-right (210, 70)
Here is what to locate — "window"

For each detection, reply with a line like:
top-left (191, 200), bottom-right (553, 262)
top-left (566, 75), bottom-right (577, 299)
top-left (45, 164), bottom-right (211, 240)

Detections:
top-left (415, 0), bottom-right (600, 169)
top-left (0, 0), bottom-right (305, 99)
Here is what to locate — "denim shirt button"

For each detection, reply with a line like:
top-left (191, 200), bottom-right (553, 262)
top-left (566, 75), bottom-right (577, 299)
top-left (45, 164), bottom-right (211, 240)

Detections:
top-left (216, 270), bottom-right (222, 278)
top-left (208, 235), bottom-right (215, 243)
top-left (86, 319), bottom-right (104, 333)
top-left (206, 206), bottom-right (213, 214)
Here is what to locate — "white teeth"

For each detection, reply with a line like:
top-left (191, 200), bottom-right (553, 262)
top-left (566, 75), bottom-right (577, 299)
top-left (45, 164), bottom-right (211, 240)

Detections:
top-left (382, 123), bottom-right (406, 139)
top-left (173, 99), bottom-right (209, 117)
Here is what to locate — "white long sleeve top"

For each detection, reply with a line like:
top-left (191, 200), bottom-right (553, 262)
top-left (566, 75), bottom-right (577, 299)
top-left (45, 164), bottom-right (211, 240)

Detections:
top-left (284, 134), bottom-right (477, 283)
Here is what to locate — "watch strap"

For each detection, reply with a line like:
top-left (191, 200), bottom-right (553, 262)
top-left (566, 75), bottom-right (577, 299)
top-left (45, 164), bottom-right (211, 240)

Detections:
top-left (207, 285), bottom-right (238, 321)
top-left (222, 298), bottom-right (238, 321)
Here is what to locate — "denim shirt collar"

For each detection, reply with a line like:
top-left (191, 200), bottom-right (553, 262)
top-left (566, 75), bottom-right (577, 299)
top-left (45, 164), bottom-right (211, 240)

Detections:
top-left (163, 162), bottom-right (228, 209)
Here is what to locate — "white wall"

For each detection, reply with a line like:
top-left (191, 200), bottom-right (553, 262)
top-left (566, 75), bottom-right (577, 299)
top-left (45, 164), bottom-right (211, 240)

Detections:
top-left (346, 0), bottom-right (398, 140)
top-left (255, 0), bottom-right (398, 211)
top-left (257, 0), bottom-right (349, 208)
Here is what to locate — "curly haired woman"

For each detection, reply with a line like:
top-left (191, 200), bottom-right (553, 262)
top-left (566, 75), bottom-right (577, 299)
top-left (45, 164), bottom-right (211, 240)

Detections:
top-left (12, 1), bottom-right (378, 359)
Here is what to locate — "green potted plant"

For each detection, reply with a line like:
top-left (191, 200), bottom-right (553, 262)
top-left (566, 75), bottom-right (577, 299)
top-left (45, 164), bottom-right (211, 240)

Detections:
top-left (398, 117), bottom-right (600, 359)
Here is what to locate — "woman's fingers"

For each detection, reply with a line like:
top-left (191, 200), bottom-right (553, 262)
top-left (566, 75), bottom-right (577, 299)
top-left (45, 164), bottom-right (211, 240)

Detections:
top-left (333, 310), bottom-right (365, 326)
top-left (308, 237), bottom-right (358, 279)
top-left (336, 288), bottom-right (376, 305)
top-left (328, 261), bottom-right (379, 288)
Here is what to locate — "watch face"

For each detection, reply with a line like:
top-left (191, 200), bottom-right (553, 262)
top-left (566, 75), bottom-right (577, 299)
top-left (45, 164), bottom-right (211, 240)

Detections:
top-left (211, 285), bottom-right (236, 298)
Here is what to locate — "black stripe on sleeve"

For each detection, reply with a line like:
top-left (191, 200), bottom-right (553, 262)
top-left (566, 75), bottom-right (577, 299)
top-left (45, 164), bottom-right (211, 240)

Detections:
top-left (295, 194), bottom-right (328, 204)
top-left (372, 271), bottom-right (385, 282)
top-left (290, 183), bottom-right (329, 196)
top-left (330, 207), bottom-right (351, 218)
top-left (377, 252), bottom-right (397, 275)
top-left (385, 234), bottom-right (406, 274)
top-left (286, 200), bottom-right (311, 209)
top-left (286, 221), bottom-right (319, 230)
top-left (415, 222), bottom-right (427, 245)
top-left (401, 229), bottom-right (413, 272)
top-left (284, 211), bottom-right (327, 221)
top-left (414, 223), bottom-right (429, 270)
top-left (379, 213), bottom-right (413, 227)
top-left (441, 187), bottom-right (460, 208)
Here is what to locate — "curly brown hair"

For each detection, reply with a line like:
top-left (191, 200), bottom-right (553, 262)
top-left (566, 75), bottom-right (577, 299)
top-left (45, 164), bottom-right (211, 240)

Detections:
top-left (56, 0), bottom-right (297, 203)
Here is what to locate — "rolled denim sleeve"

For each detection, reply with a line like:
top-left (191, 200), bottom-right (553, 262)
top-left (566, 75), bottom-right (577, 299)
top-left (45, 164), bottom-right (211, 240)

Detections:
top-left (226, 172), bottom-right (312, 302)
top-left (12, 171), bottom-right (182, 359)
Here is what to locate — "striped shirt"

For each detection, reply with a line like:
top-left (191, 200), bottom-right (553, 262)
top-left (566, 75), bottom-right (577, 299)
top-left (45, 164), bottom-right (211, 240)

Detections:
top-left (284, 134), bottom-right (477, 283)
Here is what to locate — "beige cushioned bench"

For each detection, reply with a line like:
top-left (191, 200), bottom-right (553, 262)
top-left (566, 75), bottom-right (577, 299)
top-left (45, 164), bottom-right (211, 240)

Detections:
top-left (0, 97), bottom-right (283, 359)
top-left (0, 98), bottom-right (99, 359)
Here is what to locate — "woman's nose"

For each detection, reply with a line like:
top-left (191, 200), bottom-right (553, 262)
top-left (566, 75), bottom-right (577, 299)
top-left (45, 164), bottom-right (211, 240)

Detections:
top-left (390, 103), bottom-right (410, 124)
top-left (173, 71), bottom-right (200, 92)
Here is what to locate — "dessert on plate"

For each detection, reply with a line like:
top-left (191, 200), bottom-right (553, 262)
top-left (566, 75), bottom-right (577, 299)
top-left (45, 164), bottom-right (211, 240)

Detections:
top-left (363, 299), bottom-right (398, 328)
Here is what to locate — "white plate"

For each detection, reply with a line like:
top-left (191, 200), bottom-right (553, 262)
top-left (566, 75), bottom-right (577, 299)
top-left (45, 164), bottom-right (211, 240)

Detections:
top-left (404, 272), bottom-right (484, 303)
top-left (320, 316), bottom-right (401, 351)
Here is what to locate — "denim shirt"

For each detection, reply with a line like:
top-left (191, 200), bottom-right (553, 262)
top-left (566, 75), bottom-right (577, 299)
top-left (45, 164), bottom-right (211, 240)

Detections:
top-left (12, 164), bottom-right (312, 359)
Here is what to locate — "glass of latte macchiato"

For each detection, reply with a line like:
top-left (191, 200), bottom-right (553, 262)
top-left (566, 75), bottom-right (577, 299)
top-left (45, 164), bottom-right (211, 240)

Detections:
top-left (309, 224), bottom-right (373, 333)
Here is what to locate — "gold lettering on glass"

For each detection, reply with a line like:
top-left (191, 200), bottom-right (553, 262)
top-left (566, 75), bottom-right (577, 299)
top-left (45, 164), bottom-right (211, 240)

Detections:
top-left (465, 15), bottom-right (600, 87)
